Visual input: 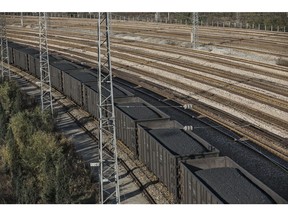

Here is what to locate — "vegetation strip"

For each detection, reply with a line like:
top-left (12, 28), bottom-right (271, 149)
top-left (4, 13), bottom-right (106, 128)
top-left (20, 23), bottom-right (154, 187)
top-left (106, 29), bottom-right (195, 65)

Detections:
top-left (0, 80), bottom-right (96, 204)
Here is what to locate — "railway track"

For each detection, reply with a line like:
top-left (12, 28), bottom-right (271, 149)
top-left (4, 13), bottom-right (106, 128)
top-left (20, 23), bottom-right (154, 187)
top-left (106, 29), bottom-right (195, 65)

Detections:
top-left (9, 25), bottom-right (288, 72)
top-left (7, 16), bottom-right (288, 57)
top-left (7, 33), bottom-right (288, 160)
top-left (6, 19), bottom-right (288, 159)
top-left (109, 72), bottom-right (288, 201)
top-left (108, 51), bottom-right (288, 111)
top-left (110, 67), bottom-right (288, 161)
top-left (7, 26), bottom-right (288, 75)
top-left (7, 29), bottom-right (288, 99)
top-left (7, 33), bottom-right (288, 128)
top-left (113, 78), bottom-right (288, 173)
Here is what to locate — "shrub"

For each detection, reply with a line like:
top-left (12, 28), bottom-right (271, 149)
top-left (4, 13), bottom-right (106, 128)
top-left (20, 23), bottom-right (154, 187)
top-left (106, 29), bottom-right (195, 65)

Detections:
top-left (0, 81), bottom-right (96, 204)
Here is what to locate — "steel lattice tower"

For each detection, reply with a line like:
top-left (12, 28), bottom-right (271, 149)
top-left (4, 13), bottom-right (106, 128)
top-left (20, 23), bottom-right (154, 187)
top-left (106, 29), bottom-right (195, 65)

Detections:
top-left (97, 12), bottom-right (120, 204)
top-left (39, 12), bottom-right (53, 114)
top-left (0, 13), bottom-right (11, 81)
top-left (191, 12), bottom-right (199, 49)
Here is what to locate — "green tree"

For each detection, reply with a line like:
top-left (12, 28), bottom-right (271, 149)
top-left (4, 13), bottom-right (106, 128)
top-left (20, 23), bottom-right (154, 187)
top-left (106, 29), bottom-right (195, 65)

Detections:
top-left (0, 81), bottom-right (96, 204)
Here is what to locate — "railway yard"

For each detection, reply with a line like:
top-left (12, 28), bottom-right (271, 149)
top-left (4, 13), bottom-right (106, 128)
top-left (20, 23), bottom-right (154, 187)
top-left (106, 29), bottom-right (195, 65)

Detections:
top-left (1, 13), bottom-right (288, 204)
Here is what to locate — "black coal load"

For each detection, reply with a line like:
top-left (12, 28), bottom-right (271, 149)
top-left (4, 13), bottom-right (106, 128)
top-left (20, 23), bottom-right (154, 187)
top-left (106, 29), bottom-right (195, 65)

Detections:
top-left (138, 120), bottom-right (219, 202)
top-left (117, 102), bottom-right (162, 120)
top-left (115, 97), bottom-right (170, 156)
top-left (194, 167), bottom-right (274, 204)
top-left (149, 129), bottom-right (206, 155)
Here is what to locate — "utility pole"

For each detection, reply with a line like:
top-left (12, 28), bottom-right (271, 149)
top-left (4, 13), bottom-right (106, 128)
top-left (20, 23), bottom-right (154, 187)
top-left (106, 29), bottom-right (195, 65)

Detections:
top-left (191, 12), bottom-right (199, 49)
top-left (97, 12), bottom-right (120, 204)
top-left (21, 12), bottom-right (23, 27)
top-left (155, 12), bottom-right (160, 22)
top-left (0, 13), bottom-right (11, 81)
top-left (236, 12), bottom-right (240, 27)
top-left (39, 12), bottom-right (53, 114)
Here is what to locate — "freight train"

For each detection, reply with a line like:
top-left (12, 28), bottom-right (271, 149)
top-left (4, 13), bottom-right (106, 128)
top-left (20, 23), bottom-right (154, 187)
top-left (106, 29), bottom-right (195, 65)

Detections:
top-left (6, 41), bottom-right (287, 204)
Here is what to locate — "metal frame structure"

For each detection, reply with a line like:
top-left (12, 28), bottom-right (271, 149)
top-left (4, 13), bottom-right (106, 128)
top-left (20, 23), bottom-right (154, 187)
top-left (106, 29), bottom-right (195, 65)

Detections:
top-left (0, 13), bottom-right (11, 81)
top-left (39, 12), bottom-right (53, 114)
top-left (97, 12), bottom-right (120, 204)
top-left (191, 12), bottom-right (199, 49)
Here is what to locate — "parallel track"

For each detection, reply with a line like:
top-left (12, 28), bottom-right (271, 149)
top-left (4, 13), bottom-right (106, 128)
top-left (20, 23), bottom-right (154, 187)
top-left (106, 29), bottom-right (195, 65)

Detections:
top-left (7, 16), bottom-right (288, 57)
top-left (7, 34), bottom-right (288, 160)
top-left (114, 78), bottom-right (288, 173)
top-left (5, 19), bottom-right (288, 160)
top-left (7, 26), bottom-right (288, 73)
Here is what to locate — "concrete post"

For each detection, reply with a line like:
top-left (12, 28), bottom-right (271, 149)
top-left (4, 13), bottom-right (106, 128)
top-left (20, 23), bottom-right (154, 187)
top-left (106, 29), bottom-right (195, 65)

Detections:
top-left (284, 26), bottom-right (286, 32)
top-left (201, 20), bottom-right (203, 26)
top-left (258, 24), bottom-right (260, 30)
top-left (212, 20), bottom-right (214, 26)
top-left (277, 26), bottom-right (279, 31)
top-left (223, 22), bottom-right (225, 27)
top-left (252, 23), bottom-right (254, 29)
top-left (229, 22), bottom-right (230, 27)
top-left (217, 21), bottom-right (219, 27)
top-left (265, 25), bottom-right (266, 31)
top-left (271, 25), bottom-right (273, 31)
